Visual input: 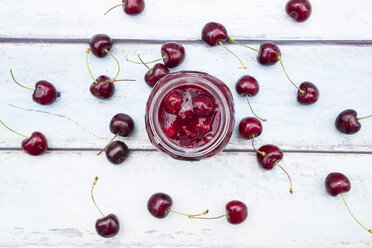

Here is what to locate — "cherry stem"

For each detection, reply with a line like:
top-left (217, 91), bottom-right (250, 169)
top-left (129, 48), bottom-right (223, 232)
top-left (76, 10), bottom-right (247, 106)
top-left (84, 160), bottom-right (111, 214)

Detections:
top-left (104, 2), bottom-right (125, 15)
top-left (103, 48), bottom-right (120, 82)
top-left (218, 41), bottom-right (247, 70)
top-left (357, 115), bottom-right (372, 120)
top-left (277, 55), bottom-right (305, 95)
top-left (168, 209), bottom-right (209, 218)
top-left (245, 94), bottom-right (267, 122)
top-left (0, 120), bottom-right (29, 139)
top-left (91, 177), bottom-right (105, 218)
top-left (275, 162), bottom-right (293, 194)
top-left (340, 192), bottom-right (371, 233)
top-left (137, 54), bottom-right (153, 73)
top-left (97, 133), bottom-right (119, 156)
top-left (190, 212), bottom-right (228, 220)
top-left (227, 37), bottom-right (260, 53)
top-left (252, 134), bottom-right (265, 156)
top-left (126, 55), bottom-right (167, 65)
top-left (86, 49), bottom-right (98, 83)
top-left (9, 70), bottom-right (35, 91)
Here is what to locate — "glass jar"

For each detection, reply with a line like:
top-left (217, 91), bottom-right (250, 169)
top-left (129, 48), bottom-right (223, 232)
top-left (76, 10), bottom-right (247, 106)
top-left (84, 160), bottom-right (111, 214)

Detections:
top-left (145, 71), bottom-right (235, 160)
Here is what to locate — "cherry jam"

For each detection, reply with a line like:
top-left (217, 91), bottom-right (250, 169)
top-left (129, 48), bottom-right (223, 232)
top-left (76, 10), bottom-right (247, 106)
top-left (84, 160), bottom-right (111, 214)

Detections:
top-left (145, 71), bottom-right (234, 160)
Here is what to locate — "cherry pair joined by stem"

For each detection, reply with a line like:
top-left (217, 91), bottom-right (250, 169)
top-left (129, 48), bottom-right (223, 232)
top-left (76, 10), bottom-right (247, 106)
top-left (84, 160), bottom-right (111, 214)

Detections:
top-left (147, 193), bottom-right (247, 224)
top-left (0, 120), bottom-right (48, 156)
top-left (97, 113), bottom-right (134, 164)
top-left (335, 109), bottom-right (371, 135)
top-left (286, 0), bottom-right (312, 23)
top-left (87, 34), bottom-right (135, 99)
top-left (104, 0), bottom-right (145, 16)
top-left (9, 70), bottom-right (59, 105)
top-left (91, 177), bottom-right (120, 238)
top-left (325, 172), bottom-right (372, 233)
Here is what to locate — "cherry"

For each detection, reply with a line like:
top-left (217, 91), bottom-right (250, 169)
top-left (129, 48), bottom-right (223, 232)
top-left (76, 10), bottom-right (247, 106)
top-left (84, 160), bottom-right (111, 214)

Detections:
top-left (235, 75), bottom-right (266, 121)
top-left (144, 63), bottom-right (169, 87)
top-left (286, 0), bottom-right (312, 22)
top-left (297, 82), bottom-right (319, 104)
top-left (89, 34), bottom-right (113, 58)
top-left (256, 144), bottom-right (293, 194)
top-left (90, 75), bottom-right (115, 99)
top-left (193, 95), bottom-right (214, 116)
top-left (201, 22), bottom-right (228, 46)
top-left (10, 70), bottom-right (59, 105)
top-left (110, 113), bottom-right (135, 137)
top-left (325, 173), bottom-right (372, 233)
top-left (91, 177), bottom-right (120, 238)
top-left (164, 91), bottom-right (183, 114)
top-left (161, 42), bottom-right (185, 68)
top-left (105, 0), bottom-right (145, 16)
top-left (147, 192), bottom-right (208, 219)
top-left (105, 141), bottom-right (129, 165)
top-left (257, 43), bottom-right (281, 66)
top-left (239, 117), bottom-right (262, 140)
top-left (225, 200), bottom-right (248, 224)
top-left (335, 109), bottom-right (371, 134)
top-left (0, 120), bottom-right (48, 156)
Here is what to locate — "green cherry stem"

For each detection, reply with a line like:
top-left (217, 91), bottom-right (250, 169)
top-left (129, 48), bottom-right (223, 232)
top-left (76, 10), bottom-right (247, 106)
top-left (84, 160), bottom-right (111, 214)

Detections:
top-left (277, 55), bottom-right (305, 95)
top-left (218, 41), bottom-right (247, 70)
top-left (97, 133), bottom-right (119, 156)
top-left (137, 54), bottom-right (153, 73)
top-left (252, 134), bottom-right (265, 156)
top-left (189, 212), bottom-right (228, 219)
top-left (126, 55), bottom-right (167, 65)
top-left (227, 37), bottom-right (260, 53)
top-left (103, 48), bottom-right (120, 82)
top-left (104, 2), bottom-right (126, 15)
top-left (0, 120), bottom-right (29, 139)
top-left (86, 49), bottom-right (97, 83)
top-left (168, 209), bottom-right (209, 218)
top-left (275, 162), bottom-right (293, 194)
top-left (358, 115), bottom-right (372, 120)
top-left (245, 94), bottom-right (267, 122)
top-left (91, 177), bottom-right (105, 218)
top-left (9, 70), bottom-right (35, 91)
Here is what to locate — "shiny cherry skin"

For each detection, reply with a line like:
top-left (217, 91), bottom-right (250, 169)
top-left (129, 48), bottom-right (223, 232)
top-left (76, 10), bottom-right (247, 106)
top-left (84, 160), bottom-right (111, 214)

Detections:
top-left (110, 113), bottom-right (135, 137)
top-left (226, 200), bottom-right (248, 224)
top-left (297, 82), bottom-right (319, 105)
top-left (90, 75), bottom-right (115, 99)
top-left (161, 42), bottom-right (185, 68)
top-left (286, 0), bottom-right (312, 22)
top-left (105, 141), bottom-right (129, 165)
top-left (89, 34), bottom-right (113, 58)
top-left (147, 192), bottom-right (173, 218)
top-left (239, 117), bottom-right (262, 139)
top-left (95, 214), bottom-right (120, 238)
top-left (257, 43), bottom-right (281, 66)
top-left (235, 76), bottom-right (259, 96)
top-left (256, 144), bottom-right (283, 170)
top-left (201, 22), bottom-right (228, 46)
top-left (21, 132), bottom-right (48, 156)
top-left (335, 109), bottom-right (361, 134)
top-left (145, 63), bottom-right (169, 87)
top-left (193, 95), bottom-right (214, 116)
top-left (123, 0), bottom-right (145, 15)
top-left (164, 91), bottom-right (183, 114)
top-left (325, 172), bottom-right (351, 197)
top-left (32, 81), bottom-right (58, 105)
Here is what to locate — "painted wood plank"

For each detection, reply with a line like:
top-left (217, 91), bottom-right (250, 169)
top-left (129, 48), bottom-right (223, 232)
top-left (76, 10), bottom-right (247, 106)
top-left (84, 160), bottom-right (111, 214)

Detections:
top-left (1, 0), bottom-right (372, 41)
top-left (0, 150), bottom-right (371, 247)
top-left (1, 42), bottom-right (371, 151)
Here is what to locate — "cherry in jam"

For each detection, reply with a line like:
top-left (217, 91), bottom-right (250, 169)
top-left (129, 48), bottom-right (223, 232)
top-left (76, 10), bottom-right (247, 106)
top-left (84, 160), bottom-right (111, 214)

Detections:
top-left (158, 85), bottom-right (220, 149)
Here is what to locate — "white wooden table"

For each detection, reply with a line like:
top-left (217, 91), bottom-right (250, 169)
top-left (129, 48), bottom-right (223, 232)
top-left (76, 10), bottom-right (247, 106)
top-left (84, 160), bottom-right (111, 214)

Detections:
top-left (1, 1), bottom-right (372, 247)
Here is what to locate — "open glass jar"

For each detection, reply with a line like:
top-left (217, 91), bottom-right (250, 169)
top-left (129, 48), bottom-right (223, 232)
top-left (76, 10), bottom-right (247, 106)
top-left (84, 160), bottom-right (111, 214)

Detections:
top-left (145, 71), bottom-right (235, 160)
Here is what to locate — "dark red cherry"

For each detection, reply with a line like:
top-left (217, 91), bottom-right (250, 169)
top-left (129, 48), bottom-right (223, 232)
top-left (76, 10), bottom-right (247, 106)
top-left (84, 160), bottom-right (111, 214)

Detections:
top-left (257, 43), bottom-right (281, 66)
top-left (335, 109), bottom-right (361, 134)
top-left (235, 76), bottom-right (259, 96)
top-left (325, 172), bottom-right (351, 197)
top-left (90, 75), bottom-right (115, 99)
top-left (105, 141), bottom-right (129, 165)
top-left (161, 42), bottom-right (185, 68)
top-left (226, 200), bottom-right (248, 224)
top-left (164, 91), bottom-right (183, 114)
top-left (144, 63), bottom-right (169, 87)
top-left (147, 192), bottom-right (173, 218)
top-left (286, 0), bottom-right (312, 22)
top-left (201, 22), bottom-right (228, 46)
top-left (21, 131), bottom-right (48, 156)
top-left (110, 113), bottom-right (134, 137)
top-left (239, 117), bottom-right (262, 139)
top-left (89, 34), bottom-right (113, 58)
top-left (193, 95), bottom-right (214, 116)
top-left (256, 144), bottom-right (283, 170)
top-left (123, 0), bottom-right (145, 15)
top-left (297, 82), bottom-right (319, 104)
top-left (32, 81), bottom-right (58, 105)
top-left (95, 214), bottom-right (120, 238)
